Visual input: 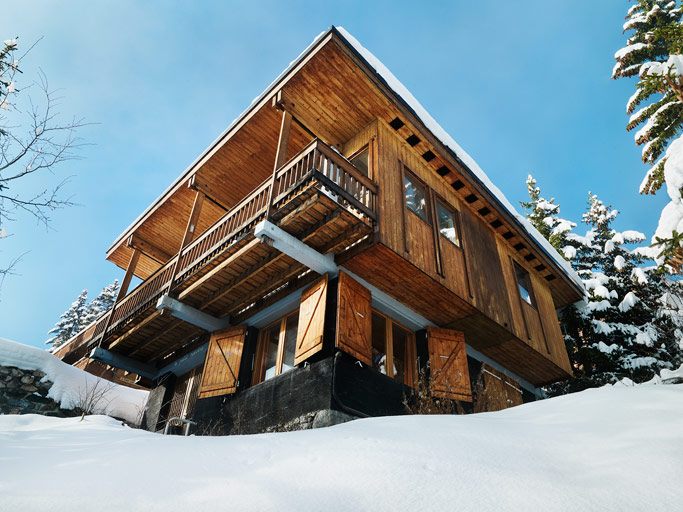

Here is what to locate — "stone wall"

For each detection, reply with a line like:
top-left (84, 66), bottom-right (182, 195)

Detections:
top-left (0, 365), bottom-right (76, 417)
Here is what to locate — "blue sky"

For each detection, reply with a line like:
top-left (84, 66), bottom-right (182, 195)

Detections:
top-left (0, 1), bottom-right (666, 348)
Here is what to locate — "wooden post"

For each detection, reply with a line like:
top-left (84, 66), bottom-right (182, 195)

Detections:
top-left (97, 248), bottom-right (140, 347)
top-left (265, 108), bottom-right (292, 219)
top-left (165, 187), bottom-right (205, 296)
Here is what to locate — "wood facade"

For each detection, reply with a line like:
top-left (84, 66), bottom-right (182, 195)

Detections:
top-left (56, 27), bottom-right (583, 431)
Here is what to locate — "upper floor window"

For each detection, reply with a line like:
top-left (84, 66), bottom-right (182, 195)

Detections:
top-left (403, 170), bottom-right (430, 223)
top-left (371, 311), bottom-right (415, 386)
top-left (349, 146), bottom-right (369, 177)
top-left (257, 311), bottom-right (299, 382)
top-left (514, 262), bottom-right (536, 307)
top-left (436, 200), bottom-right (461, 247)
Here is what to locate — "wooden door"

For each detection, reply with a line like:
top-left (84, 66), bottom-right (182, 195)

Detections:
top-left (198, 325), bottom-right (246, 399)
top-left (295, 275), bottom-right (328, 365)
top-left (427, 327), bottom-right (472, 402)
top-left (336, 272), bottom-right (372, 365)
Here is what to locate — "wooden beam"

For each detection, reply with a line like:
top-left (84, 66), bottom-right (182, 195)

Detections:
top-left (180, 190), bottom-right (205, 249)
top-left (188, 175), bottom-right (229, 211)
top-left (97, 248), bottom-right (140, 347)
top-left (127, 234), bottom-right (173, 265)
top-left (107, 310), bottom-right (162, 350)
top-left (178, 239), bottom-right (264, 300)
top-left (165, 188), bottom-right (205, 296)
top-left (265, 109), bottom-right (292, 219)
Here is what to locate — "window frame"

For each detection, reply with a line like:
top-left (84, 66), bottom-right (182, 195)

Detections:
top-left (348, 144), bottom-right (370, 178)
top-left (402, 167), bottom-right (432, 225)
top-left (370, 309), bottom-right (417, 387)
top-left (513, 261), bottom-right (537, 309)
top-left (253, 309), bottom-right (299, 384)
top-left (434, 196), bottom-right (462, 249)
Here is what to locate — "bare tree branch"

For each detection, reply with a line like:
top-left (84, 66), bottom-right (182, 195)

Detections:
top-left (0, 37), bottom-right (86, 286)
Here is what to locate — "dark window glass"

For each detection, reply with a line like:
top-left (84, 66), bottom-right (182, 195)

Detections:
top-left (263, 325), bottom-right (280, 381)
top-left (392, 324), bottom-right (409, 383)
top-left (371, 313), bottom-right (388, 375)
top-left (404, 171), bottom-right (429, 223)
top-left (514, 262), bottom-right (536, 307)
top-left (436, 201), bottom-right (460, 246)
top-left (350, 146), bottom-right (369, 177)
top-left (282, 314), bottom-right (298, 374)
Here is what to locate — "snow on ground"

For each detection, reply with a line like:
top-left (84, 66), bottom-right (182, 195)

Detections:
top-left (0, 338), bottom-right (148, 424)
top-left (2, 383), bottom-right (682, 511)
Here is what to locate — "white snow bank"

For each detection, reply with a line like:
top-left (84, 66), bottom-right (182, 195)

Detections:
top-left (2, 384), bottom-right (683, 512)
top-left (335, 27), bottom-right (584, 293)
top-left (0, 338), bottom-right (148, 424)
top-left (651, 136), bottom-right (683, 258)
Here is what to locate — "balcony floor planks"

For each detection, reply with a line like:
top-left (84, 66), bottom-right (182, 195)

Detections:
top-left (102, 185), bottom-right (373, 362)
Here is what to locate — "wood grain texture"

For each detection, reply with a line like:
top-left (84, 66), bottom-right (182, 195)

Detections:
top-left (295, 274), bottom-right (328, 365)
top-left (427, 327), bottom-right (472, 402)
top-left (336, 271), bottom-right (372, 365)
top-left (198, 325), bottom-right (246, 399)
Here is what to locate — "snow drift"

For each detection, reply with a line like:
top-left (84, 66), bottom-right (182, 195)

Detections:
top-left (1, 380), bottom-right (682, 511)
top-left (0, 337), bottom-right (148, 423)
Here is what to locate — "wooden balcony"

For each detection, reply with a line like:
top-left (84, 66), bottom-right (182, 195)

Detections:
top-left (57, 139), bottom-right (376, 363)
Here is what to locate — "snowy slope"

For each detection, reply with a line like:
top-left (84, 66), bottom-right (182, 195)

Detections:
top-left (0, 338), bottom-right (148, 423)
top-left (2, 383), bottom-right (682, 512)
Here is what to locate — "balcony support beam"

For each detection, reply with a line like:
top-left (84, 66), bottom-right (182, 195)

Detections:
top-left (265, 109), bottom-right (292, 219)
top-left (165, 188), bottom-right (205, 296)
top-left (254, 220), bottom-right (338, 276)
top-left (89, 347), bottom-right (156, 380)
top-left (127, 234), bottom-right (173, 265)
top-left (156, 295), bottom-right (231, 332)
top-left (97, 248), bottom-right (140, 348)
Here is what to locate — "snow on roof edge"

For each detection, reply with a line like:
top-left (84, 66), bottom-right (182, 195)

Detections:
top-left (334, 27), bottom-right (584, 294)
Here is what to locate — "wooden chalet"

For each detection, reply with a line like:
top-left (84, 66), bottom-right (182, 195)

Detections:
top-left (55, 27), bottom-right (584, 433)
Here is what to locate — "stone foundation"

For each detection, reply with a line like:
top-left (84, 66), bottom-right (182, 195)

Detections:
top-left (0, 365), bottom-right (76, 417)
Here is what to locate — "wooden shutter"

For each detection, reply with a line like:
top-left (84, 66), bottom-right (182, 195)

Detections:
top-left (473, 364), bottom-right (523, 413)
top-left (198, 325), bottom-right (246, 399)
top-left (336, 271), bottom-right (372, 365)
top-left (427, 327), bottom-right (472, 402)
top-left (295, 275), bottom-right (328, 365)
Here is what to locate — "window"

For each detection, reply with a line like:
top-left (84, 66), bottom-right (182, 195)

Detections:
top-left (403, 170), bottom-right (430, 223)
top-left (436, 200), bottom-right (461, 247)
top-left (514, 262), bottom-right (536, 307)
top-left (256, 311), bottom-right (299, 382)
top-left (371, 311), bottom-right (416, 386)
top-left (349, 146), bottom-right (369, 177)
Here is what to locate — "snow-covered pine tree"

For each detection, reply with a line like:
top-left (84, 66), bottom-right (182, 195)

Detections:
top-left (549, 193), bottom-right (683, 394)
top-left (45, 289), bottom-right (88, 350)
top-left (613, 1), bottom-right (683, 264)
top-left (82, 280), bottom-right (119, 327)
top-left (520, 175), bottom-right (575, 253)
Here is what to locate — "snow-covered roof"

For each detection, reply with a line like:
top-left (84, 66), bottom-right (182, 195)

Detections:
top-left (333, 27), bottom-right (583, 292)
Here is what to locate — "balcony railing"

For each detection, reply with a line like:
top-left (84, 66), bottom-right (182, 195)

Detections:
top-left (58, 139), bottom-right (377, 358)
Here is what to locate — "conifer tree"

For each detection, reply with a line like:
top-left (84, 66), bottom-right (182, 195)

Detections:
top-left (82, 280), bottom-right (119, 326)
top-left (522, 180), bottom-right (683, 394)
top-left (551, 194), bottom-right (683, 394)
top-left (520, 175), bottom-right (575, 255)
top-left (45, 289), bottom-right (88, 350)
top-left (613, 0), bottom-right (683, 263)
